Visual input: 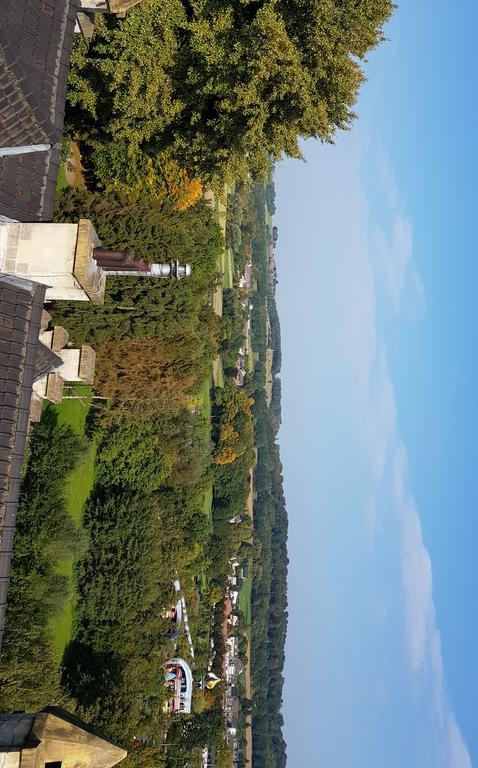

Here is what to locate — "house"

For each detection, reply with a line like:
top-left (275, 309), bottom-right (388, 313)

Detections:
top-left (233, 358), bottom-right (246, 387)
top-left (0, 706), bottom-right (127, 768)
top-left (239, 263), bottom-right (252, 291)
top-left (0, 219), bottom-right (191, 304)
top-left (201, 746), bottom-right (216, 768)
top-left (75, 1), bottom-right (145, 37)
top-left (32, 322), bottom-right (96, 409)
top-left (162, 657), bottom-right (194, 714)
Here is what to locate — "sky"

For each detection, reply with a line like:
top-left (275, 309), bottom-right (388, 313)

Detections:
top-left (276, 2), bottom-right (478, 766)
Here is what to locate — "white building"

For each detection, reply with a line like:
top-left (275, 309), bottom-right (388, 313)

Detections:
top-left (163, 658), bottom-right (193, 714)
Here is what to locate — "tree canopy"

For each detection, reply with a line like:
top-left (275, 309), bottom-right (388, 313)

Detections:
top-left (67, 0), bottom-right (395, 183)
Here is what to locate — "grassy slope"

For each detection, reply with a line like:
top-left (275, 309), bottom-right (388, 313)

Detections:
top-left (49, 387), bottom-right (95, 659)
top-left (223, 247), bottom-right (233, 289)
top-left (238, 566), bottom-right (252, 627)
top-left (56, 163), bottom-right (68, 193)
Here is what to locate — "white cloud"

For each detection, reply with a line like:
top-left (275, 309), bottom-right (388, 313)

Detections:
top-left (407, 265), bottom-right (426, 321)
top-left (372, 156), bottom-right (425, 318)
top-left (347, 139), bottom-right (470, 767)
top-left (393, 443), bottom-right (435, 672)
top-left (279, 133), bottom-right (469, 767)
top-left (364, 348), bottom-right (397, 487)
top-left (447, 714), bottom-right (473, 768)
top-left (373, 213), bottom-right (413, 312)
top-left (392, 444), bottom-right (472, 768)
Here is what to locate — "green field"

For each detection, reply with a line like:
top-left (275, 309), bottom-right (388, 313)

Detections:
top-left (202, 482), bottom-right (213, 522)
top-left (238, 559), bottom-right (252, 627)
top-left (49, 386), bottom-right (96, 659)
top-left (56, 163), bottom-right (68, 193)
top-left (212, 355), bottom-right (224, 388)
top-left (223, 247), bottom-right (233, 289)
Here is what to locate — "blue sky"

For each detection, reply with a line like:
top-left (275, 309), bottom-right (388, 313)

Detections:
top-left (276, 2), bottom-right (478, 766)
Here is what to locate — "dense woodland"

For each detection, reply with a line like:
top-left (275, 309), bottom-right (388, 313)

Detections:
top-left (0, 412), bottom-right (84, 711)
top-left (0, 2), bottom-right (396, 766)
top-left (247, 188), bottom-right (288, 768)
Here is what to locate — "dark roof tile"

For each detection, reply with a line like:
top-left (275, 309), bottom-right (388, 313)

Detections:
top-left (0, 0), bottom-right (77, 221)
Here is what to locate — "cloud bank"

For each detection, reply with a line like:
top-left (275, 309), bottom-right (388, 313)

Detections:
top-left (333, 135), bottom-right (470, 767)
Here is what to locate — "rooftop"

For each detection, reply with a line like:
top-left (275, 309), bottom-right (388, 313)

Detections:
top-left (0, 0), bottom-right (77, 221)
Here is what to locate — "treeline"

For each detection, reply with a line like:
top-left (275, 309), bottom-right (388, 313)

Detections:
top-left (210, 383), bottom-right (255, 586)
top-left (226, 184), bottom-right (256, 280)
top-left (248, 185), bottom-right (289, 768)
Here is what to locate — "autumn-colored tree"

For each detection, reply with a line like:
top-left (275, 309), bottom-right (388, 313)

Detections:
top-left (95, 337), bottom-right (195, 416)
top-left (215, 446), bottom-right (238, 466)
top-left (158, 158), bottom-right (203, 211)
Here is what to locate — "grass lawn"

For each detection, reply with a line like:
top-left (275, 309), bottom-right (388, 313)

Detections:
top-left (223, 247), bottom-right (233, 290)
top-left (49, 386), bottom-right (95, 659)
top-left (56, 162), bottom-right (68, 193)
top-left (200, 376), bottom-right (211, 421)
top-left (212, 355), bottom-right (224, 388)
top-left (238, 560), bottom-right (252, 628)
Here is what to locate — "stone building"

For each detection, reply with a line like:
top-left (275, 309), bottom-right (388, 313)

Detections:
top-left (0, 707), bottom-right (127, 768)
top-left (31, 316), bottom-right (96, 413)
top-left (0, 219), bottom-right (191, 304)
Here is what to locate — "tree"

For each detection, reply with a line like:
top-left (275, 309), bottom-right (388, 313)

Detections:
top-left (181, 710), bottom-right (224, 749)
top-left (95, 337), bottom-right (196, 416)
top-left (51, 187), bottom-right (222, 405)
top-left (67, 0), bottom-right (395, 183)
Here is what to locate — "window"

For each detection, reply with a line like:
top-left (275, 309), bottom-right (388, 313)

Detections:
top-left (45, 762), bottom-right (62, 768)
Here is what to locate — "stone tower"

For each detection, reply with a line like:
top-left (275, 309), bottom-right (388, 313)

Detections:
top-left (0, 219), bottom-right (191, 304)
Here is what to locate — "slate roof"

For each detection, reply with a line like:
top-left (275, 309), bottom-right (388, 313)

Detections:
top-left (0, 0), bottom-right (77, 222)
top-left (35, 341), bottom-right (62, 381)
top-left (0, 272), bottom-right (47, 650)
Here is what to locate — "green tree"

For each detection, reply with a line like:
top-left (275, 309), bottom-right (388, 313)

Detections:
top-left (67, 0), bottom-right (394, 183)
